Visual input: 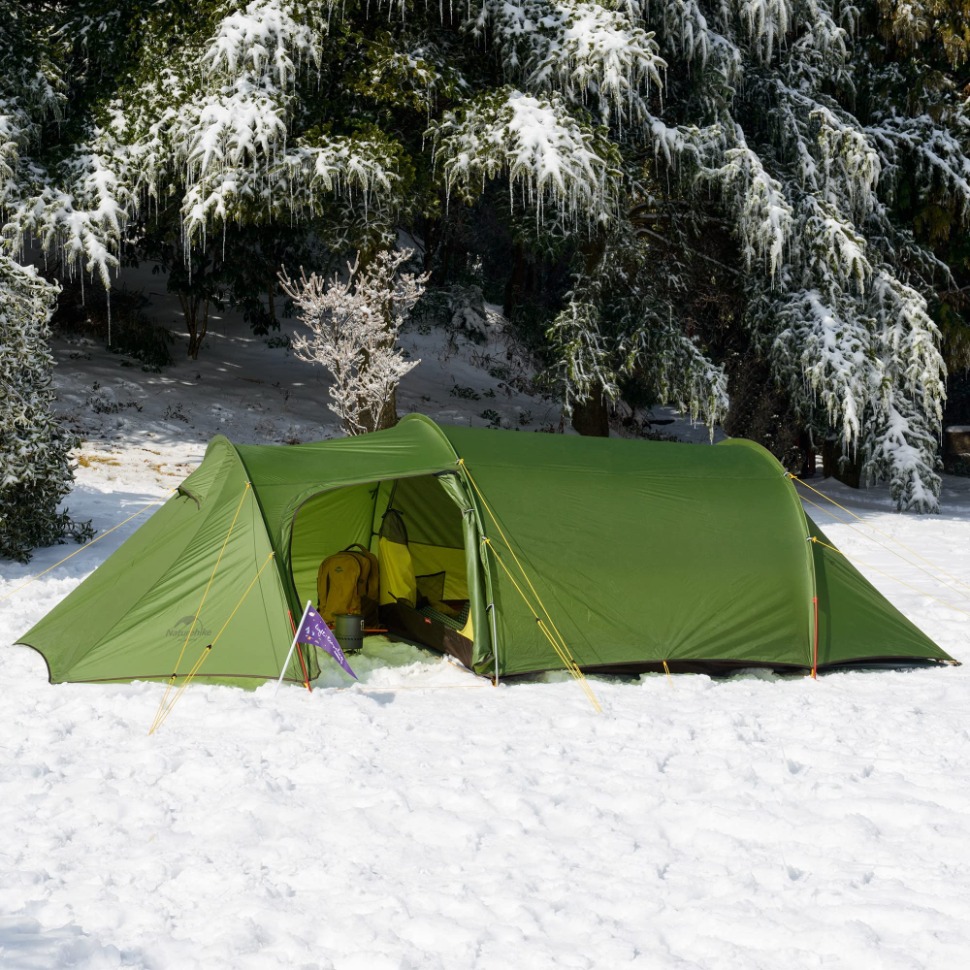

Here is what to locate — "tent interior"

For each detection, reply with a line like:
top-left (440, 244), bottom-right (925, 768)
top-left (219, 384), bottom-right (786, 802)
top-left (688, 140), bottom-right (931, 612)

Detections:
top-left (289, 473), bottom-right (477, 665)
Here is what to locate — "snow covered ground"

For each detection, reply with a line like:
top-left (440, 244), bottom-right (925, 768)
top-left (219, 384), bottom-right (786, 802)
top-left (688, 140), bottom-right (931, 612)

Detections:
top-left (2, 296), bottom-right (970, 969)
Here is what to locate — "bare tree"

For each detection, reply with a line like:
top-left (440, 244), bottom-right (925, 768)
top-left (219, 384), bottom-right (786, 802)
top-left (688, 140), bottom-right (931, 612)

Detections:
top-left (280, 250), bottom-right (426, 434)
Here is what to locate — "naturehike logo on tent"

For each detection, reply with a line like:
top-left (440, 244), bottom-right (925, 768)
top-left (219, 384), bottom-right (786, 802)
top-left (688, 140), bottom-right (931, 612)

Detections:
top-left (166, 615), bottom-right (212, 639)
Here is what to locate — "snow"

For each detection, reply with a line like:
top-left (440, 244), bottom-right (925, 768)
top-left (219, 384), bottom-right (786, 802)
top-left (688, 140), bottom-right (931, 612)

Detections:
top-left (3, 277), bottom-right (970, 968)
top-left (434, 89), bottom-right (618, 226)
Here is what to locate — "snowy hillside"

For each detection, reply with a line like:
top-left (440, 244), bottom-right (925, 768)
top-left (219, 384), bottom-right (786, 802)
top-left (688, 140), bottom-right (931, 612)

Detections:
top-left (2, 303), bottom-right (970, 969)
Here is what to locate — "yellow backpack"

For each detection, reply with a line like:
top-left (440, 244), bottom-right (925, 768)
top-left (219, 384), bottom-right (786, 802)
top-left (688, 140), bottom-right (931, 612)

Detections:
top-left (316, 544), bottom-right (379, 626)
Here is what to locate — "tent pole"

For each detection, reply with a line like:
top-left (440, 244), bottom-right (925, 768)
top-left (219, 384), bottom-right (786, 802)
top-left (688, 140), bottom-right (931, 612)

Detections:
top-left (811, 595), bottom-right (819, 680)
top-left (487, 601), bottom-right (500, 687)
top-left (784, 472), bottom-right (821, 679)
top-left (276, 601), bottom-right (311, 691)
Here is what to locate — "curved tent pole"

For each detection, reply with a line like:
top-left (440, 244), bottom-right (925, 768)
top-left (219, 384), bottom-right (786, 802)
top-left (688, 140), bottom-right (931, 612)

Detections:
top-left (717, 440), bottom-right (819, 676)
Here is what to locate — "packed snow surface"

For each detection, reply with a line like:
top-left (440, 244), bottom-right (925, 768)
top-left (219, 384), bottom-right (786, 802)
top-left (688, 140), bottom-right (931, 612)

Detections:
top-left (2, 295), bottom-right (970, 969)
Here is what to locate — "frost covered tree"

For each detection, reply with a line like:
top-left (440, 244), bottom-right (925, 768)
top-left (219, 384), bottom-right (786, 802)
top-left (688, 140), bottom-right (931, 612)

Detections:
top-left (281, 250), bottom-right (425, 434)
top-left (3, 0), bottom-right (970, 508)
top-left (0, 257), bottom-right (89, 562)
top-left (1, 0), bottom-right (406, 339)
top-left (0, 6), bottom-right (85, 560)
top-left (418, 0), bottom-right (970, 508)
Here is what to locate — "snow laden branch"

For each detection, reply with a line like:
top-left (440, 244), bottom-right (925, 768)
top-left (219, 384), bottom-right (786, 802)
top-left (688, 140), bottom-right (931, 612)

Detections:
top-left (619, 320), bottom-right (730, 432)
top-left (771, 274), bottom-right (946, 511)
top-left (4, 142), bottom-right (133, 292)
top-left (0, 97), bottom-right (33, 207)
top-left (280, 250), bottom-right (425, 435)
top-left (867, 113), bottom-right (970, 223)
top-left (866, 272), bottom-right (946, 510)
top-left (545, 259), bottom-right (729, 432)
top-left (701, 134), bottom-right (793, 278)
top-left (5, 0), bottom-right (402, 284)
top-left (432, 89), bottom-right (621, 226)
top-left (0, 41), bottom-right (63, 234)
top-left (737, 0), bottom-right (792, 62)
top-left (204, 0), bottom-right (322, 88)
top-left (0, 16), bottom-right (61, 198)
top-left (531, 2), bottom-right (665, 127)
top-left (545, 296), bottom-right (618, 411)
top-left (770, 88), bottom-right (881, 224)
top-left (470, 0), bottom-right (666, 127)
top-left (125, 0), bottom-right (400, 252)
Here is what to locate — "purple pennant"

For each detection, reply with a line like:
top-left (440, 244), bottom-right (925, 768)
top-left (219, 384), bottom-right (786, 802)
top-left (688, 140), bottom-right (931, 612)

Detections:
top-left (295, 605), bottom-right (358, 679)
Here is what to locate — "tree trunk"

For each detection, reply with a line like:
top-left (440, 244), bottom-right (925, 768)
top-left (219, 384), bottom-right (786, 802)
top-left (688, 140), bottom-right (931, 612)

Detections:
top-left (504, 243), bottom-right (529, 320)
top-left (571, 386), bottom-right (610, 437)
top-left (180, 293), bottom-right (209, 360)
top-left (356, 387), bottom-right (397, 434)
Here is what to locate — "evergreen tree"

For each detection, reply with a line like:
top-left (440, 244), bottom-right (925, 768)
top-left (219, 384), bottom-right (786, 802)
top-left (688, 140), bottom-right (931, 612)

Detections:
top-left (0, 3), bottom-right (87, 560)
top-left (0, 256), bottom-right (88, 562)
top-left (3, 0), bottom-right (969, 507)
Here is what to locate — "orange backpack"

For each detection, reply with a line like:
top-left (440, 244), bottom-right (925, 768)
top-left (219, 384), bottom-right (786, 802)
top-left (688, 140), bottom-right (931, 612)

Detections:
top-left (317, 544), bottom-right (379, 626)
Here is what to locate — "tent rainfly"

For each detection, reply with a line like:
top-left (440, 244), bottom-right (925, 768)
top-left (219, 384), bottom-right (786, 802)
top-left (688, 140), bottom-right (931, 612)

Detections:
top-left (17, 414), bottom-right (954, 685)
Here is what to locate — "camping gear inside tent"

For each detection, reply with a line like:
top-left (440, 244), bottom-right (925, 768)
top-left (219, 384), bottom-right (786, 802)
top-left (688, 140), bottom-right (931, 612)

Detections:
top-left (17, 414), bottom-right (955, 686)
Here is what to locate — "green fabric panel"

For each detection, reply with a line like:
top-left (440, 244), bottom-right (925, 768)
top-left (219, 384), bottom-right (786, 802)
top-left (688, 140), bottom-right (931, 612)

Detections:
top-left (20, 440), bottom-right (308, 685)
top-left (289, 484), bottom-right (378, 607)
top-left (390, 475), bottom-right (466, 548)
top-left (410, 544), bottom-right (469, 600)
top-left (175, 436), bottom-right (238, 504)
top-left (435, 472), bottom-right (493, 671)
top-left (237, 415), bottom-right (459, 556)
top-left (809, 518), bottom-right (951, 665)
top-left (66, 488), bottom-right (299, 684)
top-left (19, 440), bottom-right (244, 680)
top-left (444, 428), bottom-right (815, 676)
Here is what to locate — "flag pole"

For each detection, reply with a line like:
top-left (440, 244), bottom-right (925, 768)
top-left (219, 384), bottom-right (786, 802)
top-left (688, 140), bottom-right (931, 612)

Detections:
top-left (276, 600), bottom-right (311, 691)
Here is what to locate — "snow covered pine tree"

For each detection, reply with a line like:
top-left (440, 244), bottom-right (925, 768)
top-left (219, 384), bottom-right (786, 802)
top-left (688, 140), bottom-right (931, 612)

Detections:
top-left (3, 1), bottom-right (967, 509)
top-left (431, 0), bottom-right (970, 509)
top-left (0, 7), bottom-right (89, 560)
top-left (0, 257), bottom-right (88, 562)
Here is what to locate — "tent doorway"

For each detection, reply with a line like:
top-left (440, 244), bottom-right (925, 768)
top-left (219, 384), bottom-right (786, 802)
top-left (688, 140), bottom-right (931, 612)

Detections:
top-left (288, 473), bottom-right (480, 667)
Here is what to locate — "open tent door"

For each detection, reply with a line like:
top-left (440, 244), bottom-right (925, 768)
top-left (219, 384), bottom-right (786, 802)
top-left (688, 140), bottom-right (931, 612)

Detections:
top-left (288, 482), bottom-right (381, 609)
top-left (285, 472), bottom-right (494, 674)
top-left (376, 474), bottom-right (485, 670)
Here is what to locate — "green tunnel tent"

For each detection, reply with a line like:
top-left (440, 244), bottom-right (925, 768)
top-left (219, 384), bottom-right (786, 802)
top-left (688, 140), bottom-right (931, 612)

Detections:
top-left (17, 414), bottom-right (954, 685)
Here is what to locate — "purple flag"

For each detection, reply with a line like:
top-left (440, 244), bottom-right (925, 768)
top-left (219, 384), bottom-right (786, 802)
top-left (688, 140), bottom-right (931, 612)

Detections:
top-left (295, 605), bottom-right (358, 679)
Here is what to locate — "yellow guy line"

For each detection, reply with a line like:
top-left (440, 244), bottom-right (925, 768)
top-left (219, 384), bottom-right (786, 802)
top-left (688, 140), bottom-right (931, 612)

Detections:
top-left (483, 540), bottom-right (601, 712)
top-left (809, 535), bottom-right (970, 619)
top-left (149, 550), bottom-right (275, 734)
top-left (796, 489), bottom-right (970, 610)
top-left (0, 491), bottom-right (174, 605)
top-left (791, 474), bottom-right (970, 600)
top-left (458, 458), bottom-right (601, 713)
top-left (150, 483), bottom-right (252, 733)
